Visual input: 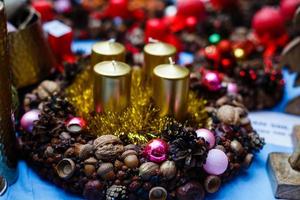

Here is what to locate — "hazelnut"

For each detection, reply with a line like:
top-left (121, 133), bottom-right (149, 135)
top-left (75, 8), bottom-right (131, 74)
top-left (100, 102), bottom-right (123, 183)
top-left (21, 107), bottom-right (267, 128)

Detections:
top-left (84, 164), bottom-right (96, 176)
top-left (74, 143), bottom-right (94, 160)
top-left (121, 150), bottom-right (139, 169)
top-left (159, 161), bottom-right (177, 180)
top-left (230, 140), bottom-right (244, 155)
top-left (242, 153), bottom-right (253, 168)
top-left (97, 163), bottom-right (115, 180)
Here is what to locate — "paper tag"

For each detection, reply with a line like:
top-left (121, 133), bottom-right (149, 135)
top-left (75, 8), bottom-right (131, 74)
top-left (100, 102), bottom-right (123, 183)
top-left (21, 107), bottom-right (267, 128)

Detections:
top-left (249, 111), bottom-right (300, 148)
top-left (43, 20), bottom-right (72, 38)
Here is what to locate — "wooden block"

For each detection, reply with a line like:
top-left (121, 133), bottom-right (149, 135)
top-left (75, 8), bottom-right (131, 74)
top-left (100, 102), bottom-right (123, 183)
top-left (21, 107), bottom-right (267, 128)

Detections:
top-left (267, 152), bottom-right (300, 199)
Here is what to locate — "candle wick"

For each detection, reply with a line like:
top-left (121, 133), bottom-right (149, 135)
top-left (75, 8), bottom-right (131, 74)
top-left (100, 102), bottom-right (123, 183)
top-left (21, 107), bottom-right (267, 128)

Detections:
top-left (149, 37), bottom-right (159, 43)
top-left (112, 60), bottom-right (117, 71)
top-left (169, 57), bottom-right (175, 66)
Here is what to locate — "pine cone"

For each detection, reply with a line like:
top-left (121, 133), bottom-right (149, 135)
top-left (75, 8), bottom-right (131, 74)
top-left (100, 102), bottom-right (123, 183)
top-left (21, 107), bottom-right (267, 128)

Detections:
top-left (106, 185), bottom-right (127, 200)
top-left (162, 121), bottom-right (208, 169)
top-left (42, 95), bottom-right (75, 119)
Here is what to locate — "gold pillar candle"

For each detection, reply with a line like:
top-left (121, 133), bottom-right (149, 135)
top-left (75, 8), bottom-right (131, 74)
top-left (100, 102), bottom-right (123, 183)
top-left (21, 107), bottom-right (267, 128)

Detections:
top-left (143, 41), bottom-right (176, 81)
top-left (93, 61), bottom-right (131, 113)
top-left (91, 39), bottom-right (126, 66)
top-left (0, 1), bottom-right (18, 186)
top-left (153, 58), bottom-right (190, 121)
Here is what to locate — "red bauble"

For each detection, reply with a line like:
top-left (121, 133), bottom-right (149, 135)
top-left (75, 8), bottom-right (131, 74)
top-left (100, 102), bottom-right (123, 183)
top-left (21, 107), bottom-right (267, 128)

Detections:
top-left (202, 71), bottom-right (222, 91)
top-left (106, 0), bottom-right (129, 18)
top-left (280, 0), bottom-right (300, 22)
top-left (211, 0), bottom-right (236, 10)
top-left (177, 0), bottom-right (205, 19)
top-left (145, 18), bottom-right (168, 42)
top-left (185, 16), bottom-right (197, 32)
top-left (252, 7), bottom-right (285, 38)
top-left (32, 0), bottom-right (54, 22)
top-left (165, 34), bottom-right (182, 52)
top-left (65, 117), bottom-right (86, 133)
top-left (217, 40), bottom-right (232, 54)
top-left (143, 139), bottom-right (169, 163)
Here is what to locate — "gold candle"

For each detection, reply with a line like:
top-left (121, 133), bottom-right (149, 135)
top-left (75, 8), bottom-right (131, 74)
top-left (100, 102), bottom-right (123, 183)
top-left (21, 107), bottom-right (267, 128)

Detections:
top-left (91, 39), bottom-right (125, 66)
top-left (144, 41), bottom-right (176, 81)
top-left (153, 58), bottom-right (190, 121)
top-left (93, 61), bottom-right (131, 113)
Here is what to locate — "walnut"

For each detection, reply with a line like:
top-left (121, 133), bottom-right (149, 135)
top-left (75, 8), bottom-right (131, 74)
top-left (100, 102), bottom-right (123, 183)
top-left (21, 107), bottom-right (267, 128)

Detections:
top-left (217, 105), bottom-right (247, 125)
top-left (93, 135), bottom-right (124, 161)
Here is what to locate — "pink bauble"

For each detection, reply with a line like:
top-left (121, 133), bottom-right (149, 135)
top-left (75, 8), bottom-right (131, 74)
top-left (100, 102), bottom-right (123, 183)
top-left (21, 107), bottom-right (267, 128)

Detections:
top-left (252, 7), bottom-right (285, 37)
top-left (20, 109), bottom-right (41, 133)
top-left (202, 71), bottom-right (222, 91)
top-left (143, 139), bottom-right (169, 163)
top-left (227, 83), bottom-right (238, 94)
top-left (203, 149), bottom-right (228, 175)
top-left (280, 0), bottom-right (300, 22)
top-left (196, 129), bottom-right (215, 149)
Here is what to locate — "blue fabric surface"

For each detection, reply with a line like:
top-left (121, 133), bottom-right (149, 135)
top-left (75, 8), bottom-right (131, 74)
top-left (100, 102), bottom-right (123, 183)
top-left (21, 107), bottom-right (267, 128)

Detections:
top-left (1, 41), bottom-right (299, 199)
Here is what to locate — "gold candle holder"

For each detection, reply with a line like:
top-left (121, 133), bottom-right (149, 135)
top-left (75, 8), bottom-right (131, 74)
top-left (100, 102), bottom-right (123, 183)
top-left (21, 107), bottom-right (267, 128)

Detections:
top-left (8, 8), bottom-right (55, 88)
top-left (153, 58), bottom-right (190, 121)
top-left (144, 40), bottom-right (176, 82)
top-left (91, 39), bottom-right (126, 66)
top-left (93, 61), bottom-right (131, 113)
top-left (0, 1), bottom-right (18, 187)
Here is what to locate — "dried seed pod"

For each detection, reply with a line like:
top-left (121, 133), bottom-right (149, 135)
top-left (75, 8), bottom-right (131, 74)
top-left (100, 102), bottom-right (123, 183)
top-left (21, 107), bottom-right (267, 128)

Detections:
top-left (121, 150), bottom-right (139, 169)
top-left (97, 163), bottom-right (115, 180)
top-left (139, 162), bottom-right (159, 180)
top-left (36, 80), bottom-right (60, 100)
top-left (204, 175), bottom-right (221, 193)
top-left (217, 105), bottom-right (243, 125)
top-left (94, 135), bottom-right (124, 161)
top-left (242, 153), bottom-right (253, 168)
top-left (230, 140), bottom-right (244, 155)
top-left (159, 161), bottom-right (177, 180)
top-left (149, 186), bottom-right (167, 200)
top-left (55, 158), bottom-right (76, 179)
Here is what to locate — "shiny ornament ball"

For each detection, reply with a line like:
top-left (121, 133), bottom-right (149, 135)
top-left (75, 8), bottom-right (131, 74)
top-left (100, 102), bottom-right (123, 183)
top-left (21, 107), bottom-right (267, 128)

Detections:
top-left (203, 149), bottom-right (229, 175)
top-left (252, 7), bottom-right (285, 37)
top-left (143, 139), bottom-right (169, 163)
top-left (145, 18), bottom-right (167, 42)
top-left (107, 0), bottom-right (129, 18)
top-left (217, 40), bottom-right (232, 54)
top-left (227, 83), bottom-right (238, 94)
top-left (196, 129), bottom-right (215, 149)
top-left (211, 0), bottom-right (236, 10)
top-left (202, 71), bottom-right (222, 91)
top-left (280, 0), bottom-right (300, 21)
top-left (65, 117), bottom-right (86, 133)
top-left (177, 0), bottom-right (205, 19)
top-left (20, 109), bottom-right (41, 133)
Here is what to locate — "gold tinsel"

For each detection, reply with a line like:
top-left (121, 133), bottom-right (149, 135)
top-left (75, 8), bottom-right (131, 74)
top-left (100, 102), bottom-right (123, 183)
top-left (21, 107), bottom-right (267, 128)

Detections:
top-left (65, 66), bottom-right (208, 144)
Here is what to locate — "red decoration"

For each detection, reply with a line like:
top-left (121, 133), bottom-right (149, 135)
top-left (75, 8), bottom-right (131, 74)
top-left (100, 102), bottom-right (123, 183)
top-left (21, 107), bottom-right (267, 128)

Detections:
top-left (185, 16), bottom-right (197, 32)
top-left (252, 7), bottom-right (285, 38)
top-left (202, 71), bottom-right (222, 91)
top-left (32, 0), bottom-right (54, 22)
top-left (143, 139), bottom-right (169, 163)
top-left (177, 0), bottom-right (205, 19)
top-left (145, 18), bottom-right (168, 42)
top-left (280, 0), bottom-right (300, 22)
top-left (217, 40), bottom-right (232, 55)
top-left (106, 0), bottom-right (130, 18)
top-left (211, 0), bottom-right (237, 10)
top-left (65, 117), bottom-right (86, 133)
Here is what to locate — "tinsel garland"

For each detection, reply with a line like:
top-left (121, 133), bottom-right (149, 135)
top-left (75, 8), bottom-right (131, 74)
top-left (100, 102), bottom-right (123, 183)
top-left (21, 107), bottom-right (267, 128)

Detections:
top-left (65, 66), bottom-right (208, 144)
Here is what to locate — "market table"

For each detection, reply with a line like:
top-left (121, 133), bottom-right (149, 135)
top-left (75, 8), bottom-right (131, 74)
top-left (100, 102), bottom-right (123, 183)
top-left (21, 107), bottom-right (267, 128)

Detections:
top-left (1, 41), bottom-right (299, 200)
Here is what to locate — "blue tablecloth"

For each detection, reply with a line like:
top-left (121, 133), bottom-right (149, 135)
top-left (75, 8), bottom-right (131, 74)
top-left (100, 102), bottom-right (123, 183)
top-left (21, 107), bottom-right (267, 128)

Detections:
top-left (1, 41), bottom-right (300, 200)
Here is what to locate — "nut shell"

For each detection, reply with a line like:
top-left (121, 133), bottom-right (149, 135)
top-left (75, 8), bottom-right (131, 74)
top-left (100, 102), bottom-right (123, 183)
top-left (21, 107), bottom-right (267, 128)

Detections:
top-left (56, 158), bottom-right (76, 179)
top-left (204, 175), bottom-right (221, 193)
top-left (124, 155), bottom-right (139, 169)
top-left (149, 187), bottom-right (167, 200)
top-left (230, 140), bottom-right (244, 155)
top-left (97, 163), bottom-right (115, 180)
top-left (139, 162), bottom-right (159, 180)
top-left (75, 143), bottom-right (94, 159)
top-left (94, 135), bottom-right (124, 161)
top-left (159, 161), bottom-right (177, 180)
top-left (217, 105), bottom-right (243, 125)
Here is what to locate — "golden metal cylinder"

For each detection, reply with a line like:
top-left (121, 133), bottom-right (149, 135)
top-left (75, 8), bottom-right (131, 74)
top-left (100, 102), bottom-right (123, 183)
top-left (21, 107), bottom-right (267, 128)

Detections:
top-left (93, 61), bottom-right (131, 113)
top-left (144, 42), bottom-right (176, 81)
top-left (0, 1), bottom-right (18, 186)
top-left (91, 40), bottom-right (125, 66)
top-left (8, 8), bottom-right (55, 88)
top-left (153, 62), bottom-right (190, 121)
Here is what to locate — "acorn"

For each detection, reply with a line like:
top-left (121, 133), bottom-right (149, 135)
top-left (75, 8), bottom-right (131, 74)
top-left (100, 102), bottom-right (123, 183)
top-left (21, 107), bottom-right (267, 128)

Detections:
top-left (124, 144), bottom-right (139, 152)
top-left (230, 140), bottom-right (244, 155)
top-left (242, 153), bottom-right (254, 168)
top-left (139, 162), bottom-right (159, 180)
top-left (74, 143), bottom-right (94, 160)
top-left (149, 187), bottom-right (167, 200)
top-left (159, 161), bottom-right (177, 180)
top-left (55, 158), bottom-right (76, 179)
top-left (97, 163), bottom-right (115, 180)
top-left (121, 150), bottom-right (139, 169)
top-left (84, 157), bottom-right (98, 176)
top-left (204, 175), bottom-right (221, 193)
